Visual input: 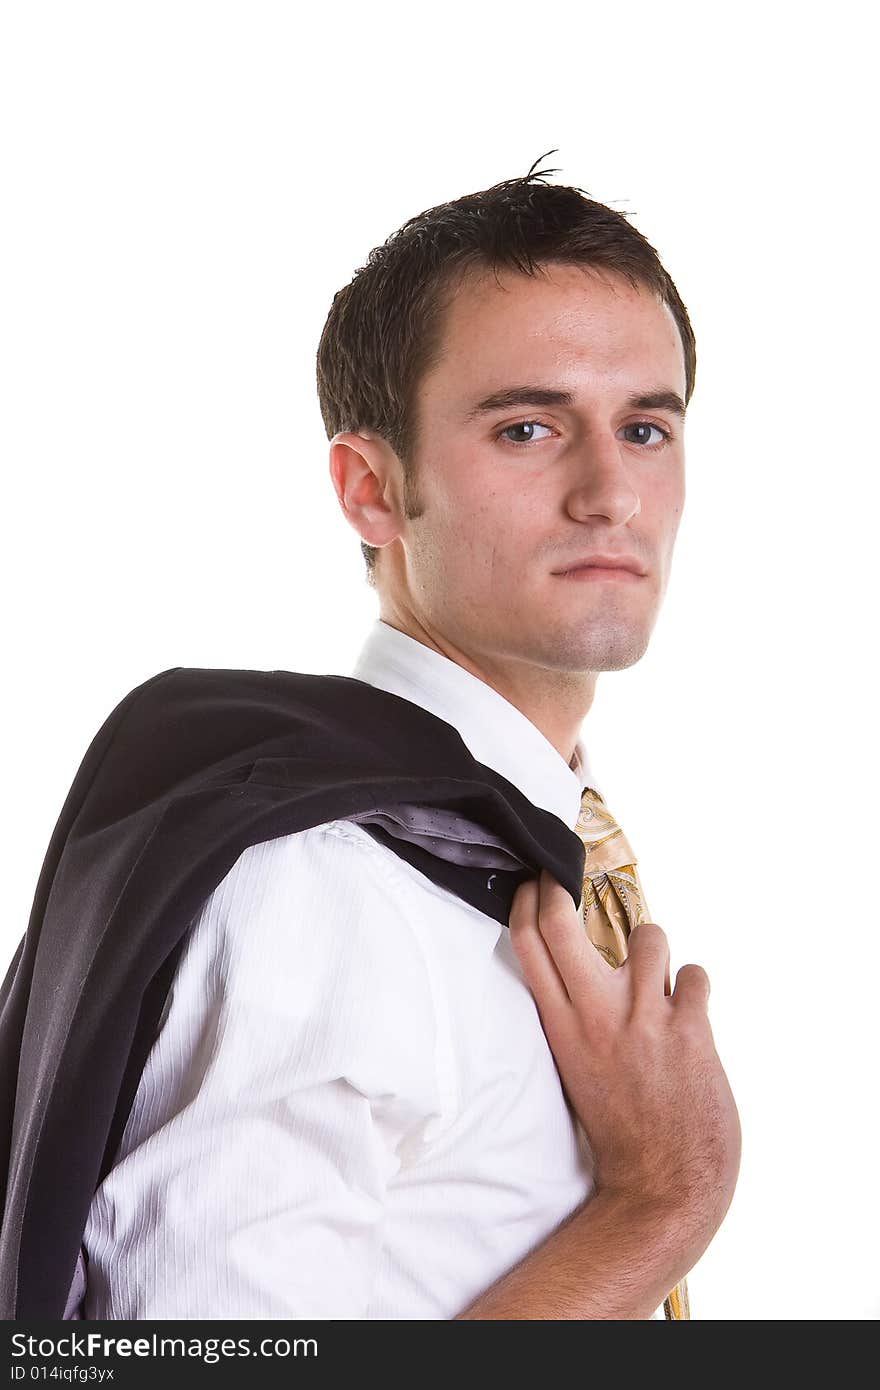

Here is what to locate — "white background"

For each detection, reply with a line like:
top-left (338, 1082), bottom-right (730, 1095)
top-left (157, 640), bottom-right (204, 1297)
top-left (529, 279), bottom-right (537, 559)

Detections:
top-left (1, 1), bottom-right (876, 1320)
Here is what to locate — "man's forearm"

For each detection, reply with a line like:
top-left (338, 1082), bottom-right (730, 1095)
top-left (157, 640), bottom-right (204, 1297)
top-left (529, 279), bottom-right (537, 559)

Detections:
top-left (454, 1189), bottom-right (704, 1320)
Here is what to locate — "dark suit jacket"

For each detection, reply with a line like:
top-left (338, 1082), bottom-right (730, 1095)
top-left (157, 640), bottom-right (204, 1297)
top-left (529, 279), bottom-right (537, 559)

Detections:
top-left (0, 665), bottom-right (585, 1318)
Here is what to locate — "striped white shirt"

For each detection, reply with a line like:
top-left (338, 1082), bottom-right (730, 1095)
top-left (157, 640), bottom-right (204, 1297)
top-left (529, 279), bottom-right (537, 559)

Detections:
top-left (82, 620), bottom-right (603, 1319)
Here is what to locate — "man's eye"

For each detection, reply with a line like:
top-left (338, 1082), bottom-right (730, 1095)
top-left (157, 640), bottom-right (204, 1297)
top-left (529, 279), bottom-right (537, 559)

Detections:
top-left (620, 422), bottom-right (672, 447)
top-left (495, 419), bottom-right (673, 449)
top-left (496, 420), bottom-right (555, 446)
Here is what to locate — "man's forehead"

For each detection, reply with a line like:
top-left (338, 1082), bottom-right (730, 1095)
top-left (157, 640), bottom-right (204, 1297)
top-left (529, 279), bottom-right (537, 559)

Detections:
top-left (443, 259), bottom-right (647, 317)
top-left (428, 263), bottom-right (684, 403)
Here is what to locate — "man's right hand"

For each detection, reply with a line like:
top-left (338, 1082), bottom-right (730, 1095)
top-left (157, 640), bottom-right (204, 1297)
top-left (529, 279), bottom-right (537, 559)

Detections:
top-left (508, 869), bottom-right (741, 1241)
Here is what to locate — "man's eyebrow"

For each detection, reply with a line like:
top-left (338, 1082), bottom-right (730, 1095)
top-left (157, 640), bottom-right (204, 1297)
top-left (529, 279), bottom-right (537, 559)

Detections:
top-left (462, 385), bottom-right (687, 422)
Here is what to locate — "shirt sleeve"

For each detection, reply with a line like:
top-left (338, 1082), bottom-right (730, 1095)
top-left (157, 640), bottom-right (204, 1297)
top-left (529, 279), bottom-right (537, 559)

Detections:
top-left (83, 820), bottom-right (443, 1319)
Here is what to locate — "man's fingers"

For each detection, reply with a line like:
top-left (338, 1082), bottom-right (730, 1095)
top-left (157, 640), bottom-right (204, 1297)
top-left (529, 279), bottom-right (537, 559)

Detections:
top-left (624, 921), bottom-right (671, 999)
top-left (508, 874), bottom-right (573, 1008)
top-left (672, 962), bottom-right (711, 1010)
top-left (535, 868), bottom-right (611, 995)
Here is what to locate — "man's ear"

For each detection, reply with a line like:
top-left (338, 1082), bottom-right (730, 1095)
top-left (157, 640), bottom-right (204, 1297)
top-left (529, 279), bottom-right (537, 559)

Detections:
top-left (328, 432), bottom-right (403, 551)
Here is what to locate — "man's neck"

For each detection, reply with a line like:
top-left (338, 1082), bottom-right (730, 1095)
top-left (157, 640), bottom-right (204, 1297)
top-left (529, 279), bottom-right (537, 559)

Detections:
top-left (376, 610), bottom-right (595, 772)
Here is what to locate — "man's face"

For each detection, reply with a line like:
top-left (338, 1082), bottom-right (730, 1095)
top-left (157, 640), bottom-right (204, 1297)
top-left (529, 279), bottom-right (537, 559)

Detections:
top-left (382, 260), bottom-right (687, 678)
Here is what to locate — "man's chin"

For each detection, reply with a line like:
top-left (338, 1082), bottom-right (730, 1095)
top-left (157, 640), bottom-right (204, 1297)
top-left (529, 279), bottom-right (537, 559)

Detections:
top-left (537, 624), bottom-right (652, 673)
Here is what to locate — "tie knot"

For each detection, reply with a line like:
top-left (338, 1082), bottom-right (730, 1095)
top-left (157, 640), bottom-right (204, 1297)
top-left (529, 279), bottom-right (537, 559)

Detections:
top-left (574, 785), bottom-right (639, 876)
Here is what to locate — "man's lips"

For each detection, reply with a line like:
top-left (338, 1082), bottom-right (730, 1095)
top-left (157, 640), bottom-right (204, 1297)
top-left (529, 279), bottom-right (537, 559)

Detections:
top-left (553, 555), bottom-right (647, 578)
top-left (555, 566), bottom-right (643, 580)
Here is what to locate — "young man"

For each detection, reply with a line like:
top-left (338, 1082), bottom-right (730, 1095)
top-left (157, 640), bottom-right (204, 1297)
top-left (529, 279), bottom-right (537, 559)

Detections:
top-left (11, 161), bottom-right (740, 1320)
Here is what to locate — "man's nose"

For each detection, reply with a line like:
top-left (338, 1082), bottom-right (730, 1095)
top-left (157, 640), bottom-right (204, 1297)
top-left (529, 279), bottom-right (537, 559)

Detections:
top-left (564, 434), bottom-right (641, 527)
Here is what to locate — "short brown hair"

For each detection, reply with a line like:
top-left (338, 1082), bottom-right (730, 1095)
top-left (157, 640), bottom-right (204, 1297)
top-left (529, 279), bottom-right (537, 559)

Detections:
top-left (315, 153), bottom-right (697, 586)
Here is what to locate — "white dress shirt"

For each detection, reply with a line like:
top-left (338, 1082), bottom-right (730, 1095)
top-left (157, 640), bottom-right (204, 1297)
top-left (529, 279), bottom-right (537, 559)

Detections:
top-left (82, 620), bottom-right (605, 1319)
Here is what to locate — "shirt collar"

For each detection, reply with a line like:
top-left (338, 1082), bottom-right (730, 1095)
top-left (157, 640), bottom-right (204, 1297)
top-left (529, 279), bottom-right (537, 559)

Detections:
top-left (349, 619), bottom-right (601, 830)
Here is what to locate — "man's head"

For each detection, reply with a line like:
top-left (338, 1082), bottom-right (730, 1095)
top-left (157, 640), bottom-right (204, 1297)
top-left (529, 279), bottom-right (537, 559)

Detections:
top-left (316, 157), bottom-right (694, 709)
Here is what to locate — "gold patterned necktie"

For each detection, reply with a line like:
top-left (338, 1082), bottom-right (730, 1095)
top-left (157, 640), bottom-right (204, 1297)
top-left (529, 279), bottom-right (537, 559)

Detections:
top-left (573, 784), bottom-right (691, 1321)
